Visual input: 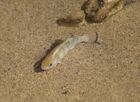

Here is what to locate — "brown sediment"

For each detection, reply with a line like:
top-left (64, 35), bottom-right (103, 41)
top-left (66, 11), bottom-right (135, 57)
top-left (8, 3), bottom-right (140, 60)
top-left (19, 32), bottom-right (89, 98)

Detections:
top-left (83, 0), bottom-right (124, 23)
top-left (0, 0), bottom-right (140, 101)
top-left (57, 0), bottom-right (137, 25)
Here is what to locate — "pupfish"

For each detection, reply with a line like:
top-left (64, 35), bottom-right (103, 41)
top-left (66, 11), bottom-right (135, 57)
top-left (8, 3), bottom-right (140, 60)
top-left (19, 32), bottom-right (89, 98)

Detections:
top-left (57, 10), bottom-right (85, 27)
top-left (41, 34), bottom-right (97, 71)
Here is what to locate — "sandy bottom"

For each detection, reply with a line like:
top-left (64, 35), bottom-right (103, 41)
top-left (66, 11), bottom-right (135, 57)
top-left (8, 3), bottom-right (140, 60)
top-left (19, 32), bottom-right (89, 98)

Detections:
top-left (0, 0), bottom-right (140, 102)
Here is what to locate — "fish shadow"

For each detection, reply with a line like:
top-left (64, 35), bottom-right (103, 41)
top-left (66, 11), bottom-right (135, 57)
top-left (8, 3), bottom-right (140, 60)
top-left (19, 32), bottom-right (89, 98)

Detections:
top-left (34, 39), bottom-right (63, 73)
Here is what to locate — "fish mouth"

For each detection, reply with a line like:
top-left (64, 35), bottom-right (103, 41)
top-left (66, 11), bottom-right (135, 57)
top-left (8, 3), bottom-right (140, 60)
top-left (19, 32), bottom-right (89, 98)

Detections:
top-left (41, 67), bottom-right (48, 71)
top-left (41, 65), bottom-right (52, 71)
top-left (41, 68), bottom-right (52, 72)
top-left (40, 69), bottom-right (46, 71)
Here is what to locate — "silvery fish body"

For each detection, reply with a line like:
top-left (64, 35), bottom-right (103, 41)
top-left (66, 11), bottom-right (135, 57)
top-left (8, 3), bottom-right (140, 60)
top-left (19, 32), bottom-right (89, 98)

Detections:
top-left (41, 35), bottom-right (90, 71)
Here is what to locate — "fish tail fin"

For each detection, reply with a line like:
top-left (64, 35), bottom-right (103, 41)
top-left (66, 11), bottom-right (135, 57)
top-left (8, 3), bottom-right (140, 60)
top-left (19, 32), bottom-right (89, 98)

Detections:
top-left (87, 32), bottom-right (102, 44)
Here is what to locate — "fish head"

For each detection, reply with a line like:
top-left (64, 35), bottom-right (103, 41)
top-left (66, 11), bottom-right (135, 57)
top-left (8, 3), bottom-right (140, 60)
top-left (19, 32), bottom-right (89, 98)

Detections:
top-left (41, 42), bottom-right (62, 71)
top-left (41, 55), bottom-right (54, 71)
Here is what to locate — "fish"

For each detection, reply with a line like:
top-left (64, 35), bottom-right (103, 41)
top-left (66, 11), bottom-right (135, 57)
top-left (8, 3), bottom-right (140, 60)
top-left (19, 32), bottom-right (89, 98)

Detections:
top-left (57, 10), bottom-right (85, 27)
top-left (41, 34), bottom-right (98, 71)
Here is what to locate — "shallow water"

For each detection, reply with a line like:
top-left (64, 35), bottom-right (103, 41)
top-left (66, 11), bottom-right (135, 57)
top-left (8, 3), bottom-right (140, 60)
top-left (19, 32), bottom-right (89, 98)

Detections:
top-left (0, 0), bottom-right (140, 102)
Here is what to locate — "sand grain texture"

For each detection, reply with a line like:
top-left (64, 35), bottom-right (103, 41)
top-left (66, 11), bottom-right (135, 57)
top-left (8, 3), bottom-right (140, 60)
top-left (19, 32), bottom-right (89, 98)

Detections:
top-left (0, 0), bottom-right (140, 102)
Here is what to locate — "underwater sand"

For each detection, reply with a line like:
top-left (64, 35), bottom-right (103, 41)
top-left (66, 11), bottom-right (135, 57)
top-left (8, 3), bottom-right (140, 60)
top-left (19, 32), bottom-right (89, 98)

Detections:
top-left (0, 0), bottom-right (140, 102)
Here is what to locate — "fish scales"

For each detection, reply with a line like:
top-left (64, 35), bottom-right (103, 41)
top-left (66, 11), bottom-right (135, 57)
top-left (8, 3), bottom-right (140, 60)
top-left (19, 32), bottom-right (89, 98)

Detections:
top-left (41, 35), bottom-right (91, 71)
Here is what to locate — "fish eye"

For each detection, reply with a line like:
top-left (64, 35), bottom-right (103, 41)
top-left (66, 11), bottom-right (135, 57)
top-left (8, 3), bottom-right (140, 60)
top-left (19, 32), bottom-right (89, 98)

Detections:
top-left (48, 63), bottom-right (52, 67)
